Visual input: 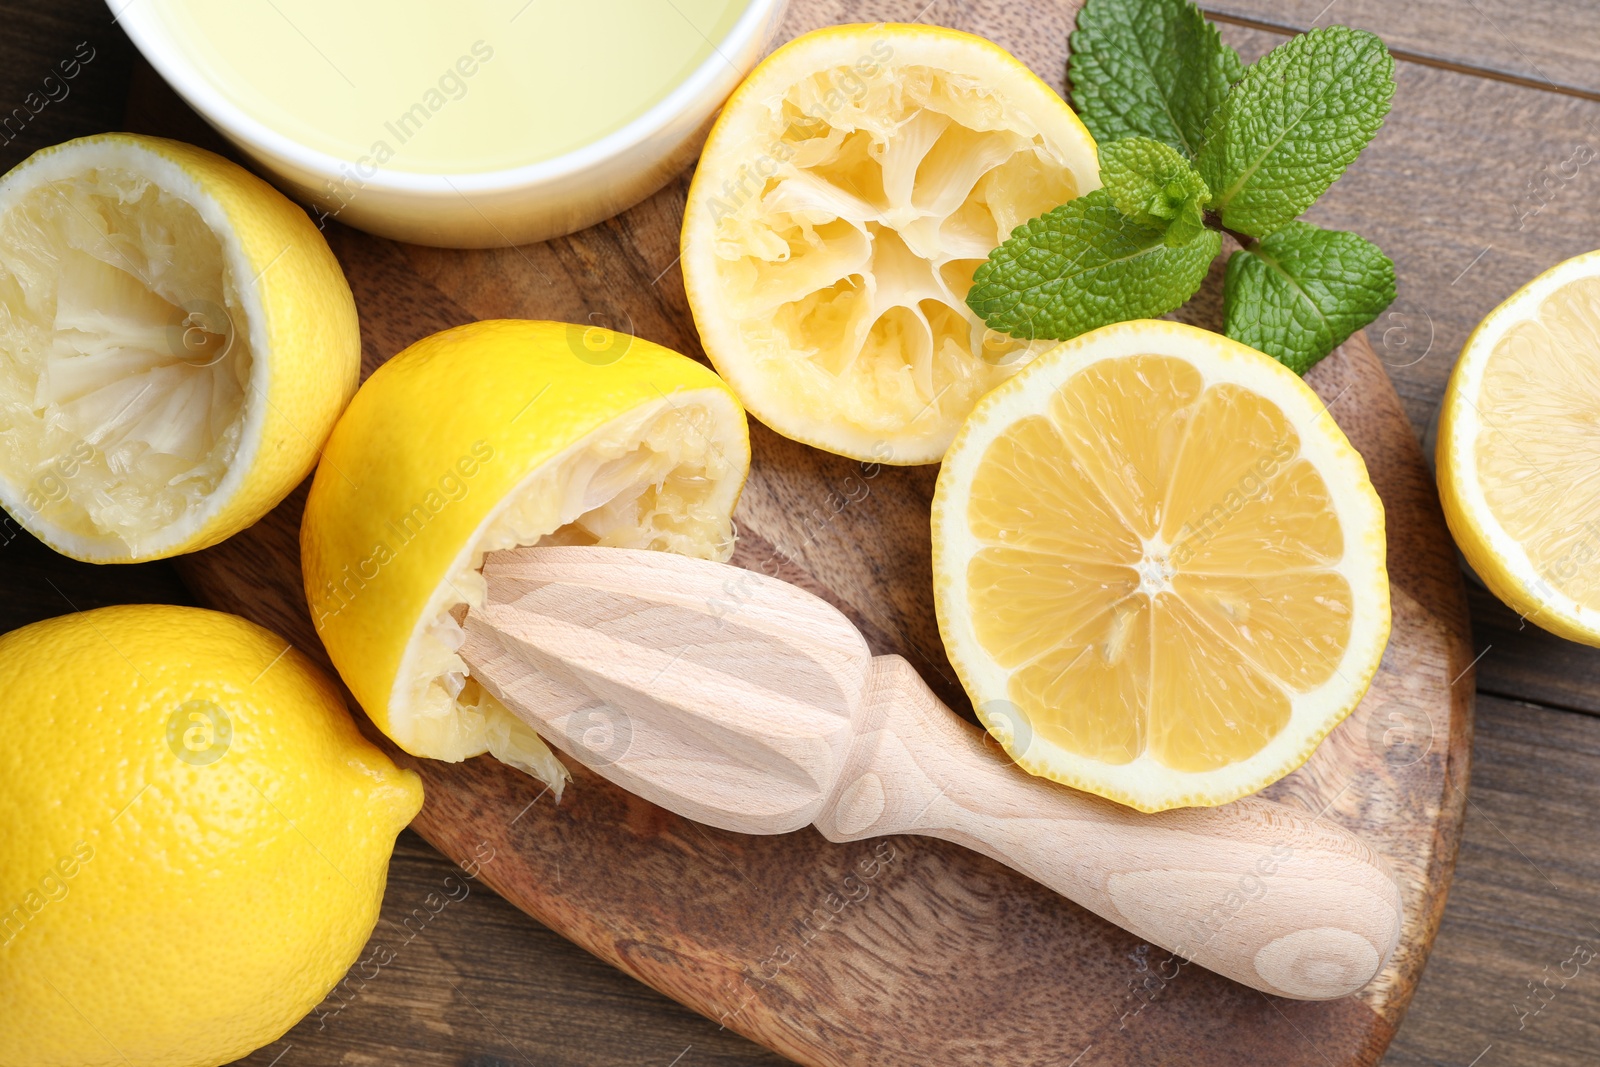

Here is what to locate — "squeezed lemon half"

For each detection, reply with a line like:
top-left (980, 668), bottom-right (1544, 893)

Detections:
top-left (300, 321), bottom-right (749, 790)
top-left (0, 133), bottom-right (359, 562)
top-left (933, 321), bottom-right (1390, 811)
top-left (682, 23), bottom-right (1100, 465)
top-left (1438, 248), bottom-right (1600, 644)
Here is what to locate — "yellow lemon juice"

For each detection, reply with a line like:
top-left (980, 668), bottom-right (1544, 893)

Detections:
top-left (146, 0), bottom-right (751, 174)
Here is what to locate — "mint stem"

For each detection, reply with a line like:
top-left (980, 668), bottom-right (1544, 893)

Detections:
top-left (1204, 209), bottom-right (1257, 250)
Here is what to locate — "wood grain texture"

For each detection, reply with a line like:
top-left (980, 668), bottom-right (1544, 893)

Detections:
top-left (238, 827), bottom-right (794, 1067)
top-left (147, 1), bottom-right (1476, 1063)
top-left (0, 0), bottom-right (133, 162)
top-left (1204, 0), bottom-right (1600, 98)
top-left (1468, 582), bottom-right (1600, 715)
top-left (1213, 20), bottom-right (1600, 448)
top-left (1382, 695), bottom-right (1600, 1067)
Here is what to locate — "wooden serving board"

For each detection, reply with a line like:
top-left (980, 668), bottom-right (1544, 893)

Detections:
top-left (144, 1), bottom-right (1475, 1063)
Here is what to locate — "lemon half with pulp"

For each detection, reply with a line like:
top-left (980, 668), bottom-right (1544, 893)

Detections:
top-left (1438, 248), bottom-right (1600, 644)
top-left (300, 320), bottom-right (749, 789)
top-left (933, 321), bottom-right (1390, 811)
top-left (682, 23), bottom-right (1100, 465)
top-left (0, 133), bottom-right (359, 561)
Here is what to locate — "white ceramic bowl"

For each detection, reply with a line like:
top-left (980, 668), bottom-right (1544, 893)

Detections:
top-left (113, 0), bottom-right (790, 248)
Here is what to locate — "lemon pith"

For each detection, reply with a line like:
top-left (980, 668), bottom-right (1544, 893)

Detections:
top-left (1438, 248), bottom-right (1600, 645)
top-left (682, 23), bottom-right (1100, 465)
top-left (301, 320), bottom-right (750, 786)
top-left (932, 321), bottom-right (1390, 811)
top-left (0, 604), bottom-right (422, 1067)
top-left (0, 133), bottom-right (359, 563)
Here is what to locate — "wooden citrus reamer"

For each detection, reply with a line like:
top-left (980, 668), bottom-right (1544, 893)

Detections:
top-left (459, 545), bottom-right (1402, 1001)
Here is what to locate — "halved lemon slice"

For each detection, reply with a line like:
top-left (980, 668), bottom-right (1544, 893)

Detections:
top-left (932, 321), bottom-right (1390, 811)
top-left (0, 133), bottom-right (359, 561)
top-left (682, 23), bottom-right (1099, 465)
top-left (1438, 249), bottom-right (1600, 644)
top-left (300, 321), bottom-right (749, 790)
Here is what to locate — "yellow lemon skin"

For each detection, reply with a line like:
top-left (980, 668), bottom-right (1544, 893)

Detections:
top-left (300, 319), bottom-right (749, 761)
top-left (0, 604), bottom-right (422, 1067)
top-left (0, 133), bottom-right (359, 562)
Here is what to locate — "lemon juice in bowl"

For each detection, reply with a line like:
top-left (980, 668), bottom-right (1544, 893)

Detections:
top-left (116, 0), bottom-right (788, 245)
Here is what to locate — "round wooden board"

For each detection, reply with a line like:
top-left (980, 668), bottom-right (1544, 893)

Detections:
top-left (154, 1), bottom-right (1475, 1063)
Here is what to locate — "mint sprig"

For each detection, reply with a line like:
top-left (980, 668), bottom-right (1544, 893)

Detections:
top-left (972, 0), bottom-right (1397, 375)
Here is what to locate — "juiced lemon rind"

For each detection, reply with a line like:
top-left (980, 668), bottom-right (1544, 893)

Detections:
top-left (0, 133), bottom-right (357, 562)
top-left (391, 389), bottom-right (746, 784)
top-left (682, 23), bottom-right (1100, 465)
top-left (301, 321), bottom-right (749, 792)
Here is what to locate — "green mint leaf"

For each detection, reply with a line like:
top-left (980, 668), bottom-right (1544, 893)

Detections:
top-left (1166, 198), bottom-right (1208, 247)
top-left (1098, 137), bottom-right (1211, 237)
top-left (1198, 27), bottom-right (1395, 238)
top-left (1223, 221), bottom-right (1396, 374)
top-left (1069, 0), bottom-right (1245, 158)
top-left (967, 189), bottom-right (1223, 341)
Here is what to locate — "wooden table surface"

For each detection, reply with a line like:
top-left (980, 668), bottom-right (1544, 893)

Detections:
top-left (6, 2), bottom-right (1600, 1064)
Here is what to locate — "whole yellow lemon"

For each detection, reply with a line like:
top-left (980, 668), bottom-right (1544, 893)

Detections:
top-left (0, 605), bottom-right (422, 1067)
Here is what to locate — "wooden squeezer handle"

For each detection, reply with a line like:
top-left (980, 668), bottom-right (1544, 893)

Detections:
top-left (813, 656), bottom-right (1403, 1001)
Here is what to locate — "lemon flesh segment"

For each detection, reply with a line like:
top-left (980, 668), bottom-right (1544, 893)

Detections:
top-left (1439, 257), bottom-right (1600, 643)
top-left (683, 24), bottom-right (1100, 464)
top-left (302, 320), bottom-right (750, 792)
top-left (0, 134), bottom-right (359, 562)
top-left (0, 604), bottom-right (421, 1067)
top-left (934, 321), bottom-right (1389, 811)
top-left (1479, 287), bottom-right (1600, 603)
